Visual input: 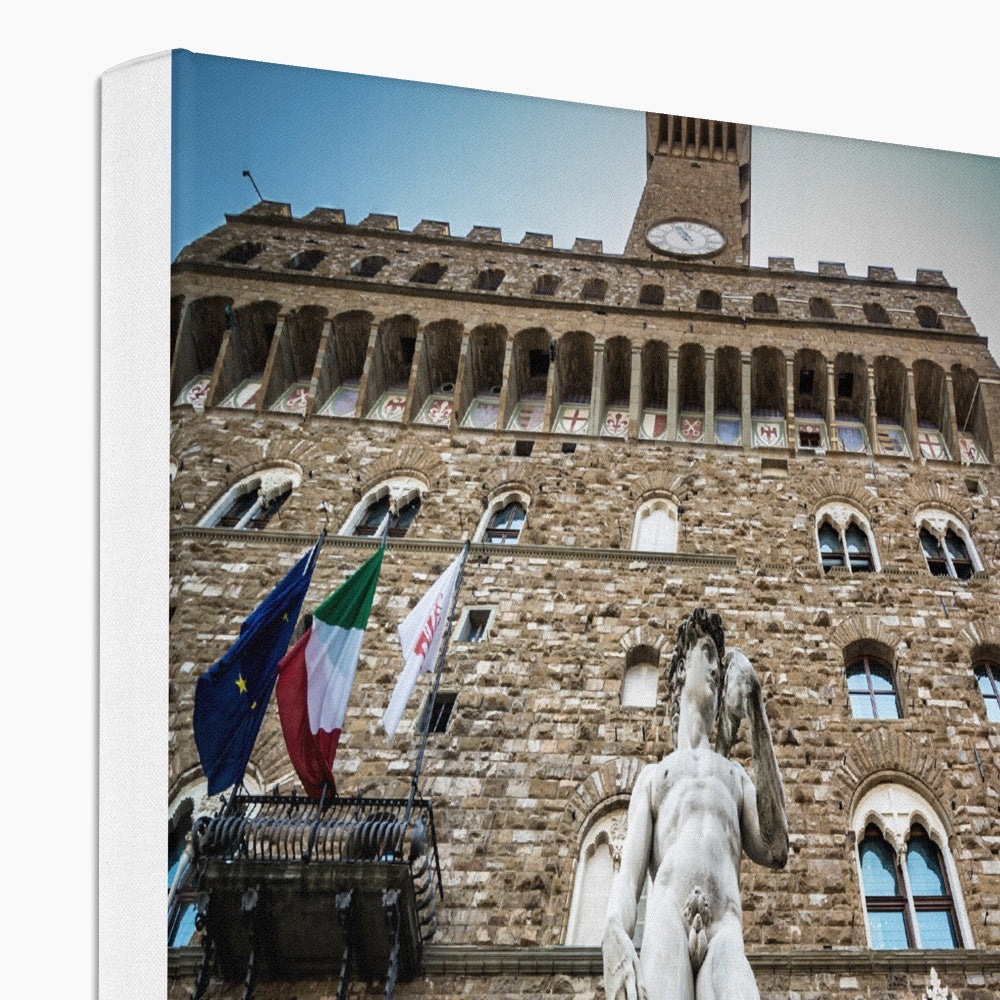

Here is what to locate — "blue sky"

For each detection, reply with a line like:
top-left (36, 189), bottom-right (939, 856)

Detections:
top-left (171, 48), bottom-right (1000, 361)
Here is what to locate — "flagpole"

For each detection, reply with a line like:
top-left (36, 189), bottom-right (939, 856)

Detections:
top-left (404, 540), bottom-right (470, 826)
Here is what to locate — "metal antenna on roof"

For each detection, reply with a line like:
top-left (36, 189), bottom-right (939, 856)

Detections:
top-left (242, 169), bottom-right (264, 201)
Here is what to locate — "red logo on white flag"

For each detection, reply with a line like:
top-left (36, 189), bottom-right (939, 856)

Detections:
top-left (413, 592), bottom-right (445, 661)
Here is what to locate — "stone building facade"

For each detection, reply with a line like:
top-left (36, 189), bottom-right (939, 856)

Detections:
top-left (168, 114), bottom-right (1000, 999)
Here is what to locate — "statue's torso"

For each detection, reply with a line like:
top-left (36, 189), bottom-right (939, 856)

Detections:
top-left (645, 748), bottom-right (746, 920)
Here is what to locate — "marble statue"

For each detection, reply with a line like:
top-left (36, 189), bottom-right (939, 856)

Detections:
top-left (603, 609), bottom-right (788, 1000)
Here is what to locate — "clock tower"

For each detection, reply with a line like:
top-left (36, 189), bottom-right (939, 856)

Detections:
top-left (624, 113), bottom-right (751, 267)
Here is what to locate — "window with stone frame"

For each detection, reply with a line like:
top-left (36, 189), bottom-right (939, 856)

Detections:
top-left (630, 497), bottom-right (679, 554)
top-left (846, 655), bottom-right (901, 720)
top-left (455, 606), bottom-right (495, 643)
top-left (974, 658), bottom-right (1000, 722)
top-left (853, 784), bottom-right (969, 950)
top-left (340, 478), bottom-right (426, 539)
top-left (752, 292), bottom-right (777, 314)
top-left (809, 296), bottom-right (835, 318)
top-left (815, 503), bottom-right (878, 573)
top-left (696, 289), bottom-right (721, 310)
top-left (476, 495), bottom-right (528, 545)
top-left (566, 808), bottom-right (647, 948)
top-left (863, 301), bottom-right (890, 325)
top-left (621, 645), bottom-right (659, 709)
top-left (916, 513), bottom-right (980, 580)
top-left (354, 495), bottom-right (421, 538)
top-left (199, 468), bottom-right (299, 531)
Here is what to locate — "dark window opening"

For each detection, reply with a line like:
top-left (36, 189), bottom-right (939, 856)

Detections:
top-left (863, 302), bottom-right (890, 325)
top-left (285, 250), bottom-right (326, 271)
top-left (459, 609), bottom-right (492, 643)
top-left (837, 372), bottom-right (855, 399)
top-left (218, 241), bottom-right (264, 264)
top-left (410, 262), bottom-right (447, 284)
top-left (351, 255), bottom-right (389, 277)
top-left (473, 268), bottom-right (505, 291)
top-left (581, 278), bottom-right (607, 302)
top-left (639, 284), bottom-right (664, 306)
top-left (810, 297), bottom-right (835, 319)
top-left (420, 691), bottom-right (456, 733)
top-left (533, 274), bottom-right (560, 296)
top-left (697, 289), bottom-right (721, 311)
top-left (798, 369), bottom-right (815, 394)
top-left (513, 440), bottom-right (534, 457)
top-left (752, 293), bottom-right (778, 314)
top-left (915, 305), bottom-right (941, 329)
top-left (529, 349), bottom-right (550, 379)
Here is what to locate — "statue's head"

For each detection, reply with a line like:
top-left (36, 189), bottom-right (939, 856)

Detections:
top-left (667, 607), bottom-right (726, 747)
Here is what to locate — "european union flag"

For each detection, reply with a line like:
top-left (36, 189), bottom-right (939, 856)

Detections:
top-left (193, 539), bottom-right (321, 795)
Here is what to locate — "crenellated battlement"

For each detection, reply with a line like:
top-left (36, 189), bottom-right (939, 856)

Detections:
top-left (173, 201), bottom-right (975, 343)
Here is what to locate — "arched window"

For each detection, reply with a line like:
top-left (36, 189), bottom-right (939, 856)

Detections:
top-left (815, 503), bottom-right (878, 573)
top-left (351, 255), bottom-right (388, 277)
top-left (218, 241), bottom-right (263, 264)
top-left (846, 655), bottom-right (901, 720)
top-left (340, 478), bottom-right (425, 539)
top-left (863, 302), bottom-right (890, 325)
top-left (285, 249), bottom-right (325, 271)
top-left (482, 500), bottom-right (526, 544)
top-left (630, 497), bottom-right (678, 553)
top-left (533, 274), bottom-right (560, 296)
top-left (581, 278), bottom-right (608, 302)
top-left (809, 297), bottom-right (835, 318)
top-left (409, 262), bottom-right (446, 284)
top-left (696, 289), bottom-right (721, 311)
top-left (566, 809), bottom-right (647, 947)
top-left (199, 468), bottom-right (300, 531)
top-left (354, 495), bottom-right (421, 538)
top-left (752, 292), bottom-right (777, 314)
top-left (915, 305), bottom-right (941, 329)
top-left (622, 645), bottom-right (659, 709)
top-left (974, 659), bottom-right (1000, 721)
top-left (472, 268), bottom-right (504, 291)
top-left (916, 513), bottom-right (980, 580)
top-left (853, 784), bottom-right (969, 949)
top-left (639, 284), bottom-right (664, 306)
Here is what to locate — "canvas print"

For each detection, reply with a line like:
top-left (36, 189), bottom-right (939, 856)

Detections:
top-left (163, 49), bottom-right (1000, 1000)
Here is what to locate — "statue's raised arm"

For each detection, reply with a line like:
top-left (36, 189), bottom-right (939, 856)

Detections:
top-left (721, 648), bottom-right (788, 870)
top-left (602, 609), bottom-right (788, 1000)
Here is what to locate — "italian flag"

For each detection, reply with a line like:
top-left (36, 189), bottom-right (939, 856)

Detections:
top-left (276, 546), bottom-right (384, 798)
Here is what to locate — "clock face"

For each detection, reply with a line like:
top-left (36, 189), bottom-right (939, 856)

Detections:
top-left (646, 220), bottom-right (726, 257)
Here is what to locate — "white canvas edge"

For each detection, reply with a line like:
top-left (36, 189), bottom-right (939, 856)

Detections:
top-left (99, 49), bottom-right (172, 997)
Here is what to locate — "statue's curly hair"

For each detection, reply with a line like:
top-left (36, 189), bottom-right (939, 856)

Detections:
top-left (667, 608), bottom-right (726, 748)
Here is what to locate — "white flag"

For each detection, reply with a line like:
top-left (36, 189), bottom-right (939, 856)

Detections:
top-left (382, 551), bottom-right (464, 738)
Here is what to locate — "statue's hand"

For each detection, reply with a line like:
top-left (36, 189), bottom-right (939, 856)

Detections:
top-left (723, 649), bottom-right (760, 721)
top-left (602, 921), bottom-right (646, 1000)
top-left (717, 649), bottom-right (761, 756)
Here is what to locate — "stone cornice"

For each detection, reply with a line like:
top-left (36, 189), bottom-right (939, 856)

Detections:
top-left (167, 943), bottom-right (1000, 980)
top-left (168, 528), bottom-right (739, 569)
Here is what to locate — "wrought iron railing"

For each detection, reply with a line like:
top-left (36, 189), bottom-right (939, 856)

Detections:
top-left (184, 790), bottom-right (442, 941)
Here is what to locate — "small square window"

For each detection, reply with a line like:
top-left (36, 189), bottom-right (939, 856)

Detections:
top-left (561, 442), bottom-right (577, 454)
top-left (513, 440), bottom-right (534, 457)
top-left (419, 691), bottom-right (456, 733)
top-left (457, 607), bottom-right (494, 643)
